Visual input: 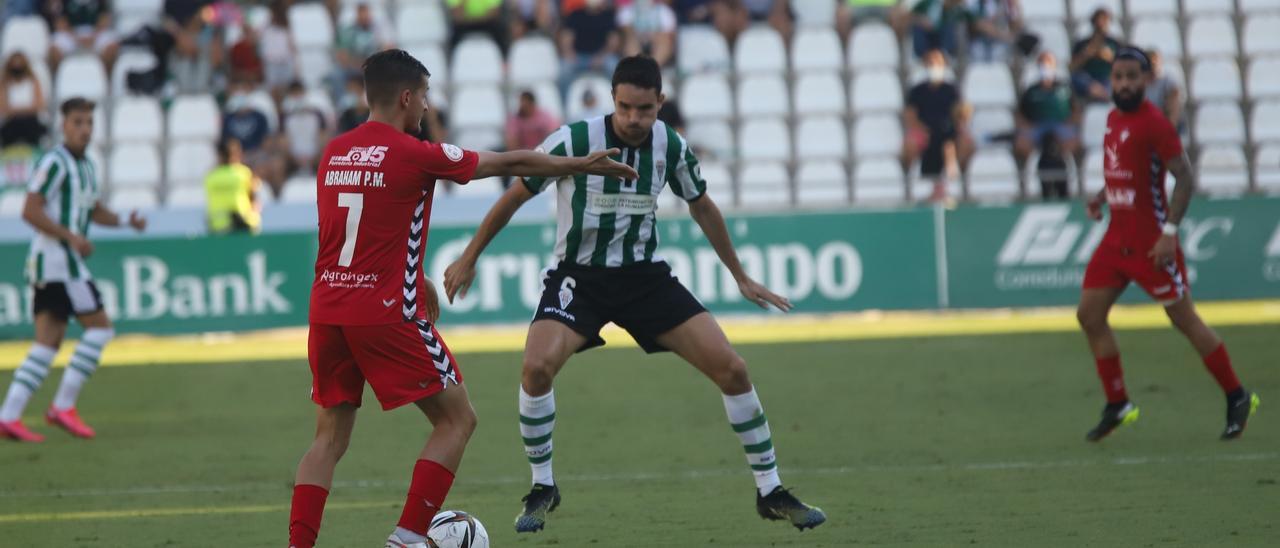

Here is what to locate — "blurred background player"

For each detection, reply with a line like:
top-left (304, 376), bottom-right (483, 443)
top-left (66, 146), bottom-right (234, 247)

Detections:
top-left (204, 137), bottom-right (261, 235)
top-left (288, 49), bottom-right (635, 548)
top-left (443, 55), bottom-right (827, 535)
top-left (1077, 48), bottom-right (1259, 442)
top-left (0, 97), bottom-right (146, 442)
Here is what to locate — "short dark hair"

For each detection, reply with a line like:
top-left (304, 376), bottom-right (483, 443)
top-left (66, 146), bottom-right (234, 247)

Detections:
top-left (1115, 46), bottom-right (1152, 73)
top-left (217, 138), bottom-right (241, 160)
top-left (612, 55), bottom-right (662, 94)
top-left (60, 97), bottom-right (95, 116)
top-left (1092, 8), bottom-right (1110, 25)
top-left (363, 49), bottom-right (430, 107)
top-left (519, 90), bottom-right (536, 103)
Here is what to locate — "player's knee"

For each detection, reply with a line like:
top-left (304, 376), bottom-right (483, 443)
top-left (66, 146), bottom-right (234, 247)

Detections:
top-left (1076, 306), bottom-right (1107, 333)
top-left (715, 353), bottom-right (752, 393)
top-left (453, 403), bottom-right (478, 440)
top-left (314, 431), bottom-right (351, 460)
top-left (522, 354), bottom-right (559, 389)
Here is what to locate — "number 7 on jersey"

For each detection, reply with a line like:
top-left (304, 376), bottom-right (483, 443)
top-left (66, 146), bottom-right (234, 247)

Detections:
top-left (337, 192), bottom-right (363, 267)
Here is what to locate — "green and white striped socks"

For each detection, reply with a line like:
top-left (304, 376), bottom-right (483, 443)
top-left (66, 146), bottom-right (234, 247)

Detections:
top-left (0, 344), bottom-right (58, 421)
top-left (519, 387), bottom-right (556, 485)
top-left (52, 328), bottom-right (113, 410)
top-left (723, 387), bottom-right (783, 496)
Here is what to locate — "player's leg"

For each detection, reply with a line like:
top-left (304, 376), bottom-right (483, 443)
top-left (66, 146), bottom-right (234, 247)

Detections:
top-left (388, 382), bottom-right (478, 546)
top-left (1077, 285), bottom-right (1138, 441)
top-left (46, 297), bottom-right (115, 439)
top-left (0, 311), bottom-right (67, 442)
top-left (1163, 294), bottom-right (1259, 439)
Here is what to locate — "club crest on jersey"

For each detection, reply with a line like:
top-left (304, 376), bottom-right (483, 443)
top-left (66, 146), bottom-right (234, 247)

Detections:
top-left (441, 143), bottom-right (464, 162)
top-left (558, 277), bottom-right (576, 309)
top-left (329, 145), bottom-right (389, 167)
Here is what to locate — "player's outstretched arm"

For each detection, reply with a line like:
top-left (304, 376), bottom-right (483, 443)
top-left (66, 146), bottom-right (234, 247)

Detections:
top-left (443, 182), bottom-right (537, 303)
top-left (1149, 151), bottom-right (1196, 267)
top-left (89, 202), bottom-right (147, 232)
top-left (687, 193), bottom-right (793, 312)
top-left (472, 149), bottom-right (638, 180)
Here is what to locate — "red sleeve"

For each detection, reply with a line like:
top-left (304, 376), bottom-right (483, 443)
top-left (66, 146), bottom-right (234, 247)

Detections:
top-left (414, 141), bottom-right (480, 187)
top-left (1151, 110), bottom-right (1183, 161)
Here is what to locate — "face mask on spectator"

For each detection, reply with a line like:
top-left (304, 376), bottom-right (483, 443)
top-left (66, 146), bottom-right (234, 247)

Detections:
top-left (1038, 63), bottom-right (1054, 82)
top-left (282, 97), bottom-right (304, 113)
top-left (226, 93), bottom-right (249, 112)
top-left (927, 66), bottom-right (946, 83)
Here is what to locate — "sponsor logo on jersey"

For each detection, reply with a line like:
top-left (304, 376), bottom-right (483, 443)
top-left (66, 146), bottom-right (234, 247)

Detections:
top-left (1106, 187), bottom-right (1136, 207)
top-left (328, 146), bottom-right (389, 167)
top-left (1103, 144), bottom-right (1133, 180)
top-left (1120, 128), bottom-right (1130, 143)
top-left (585, 193), bottom-right (658, 215)
top-left (319, 269), bottom-right (379, 289)
top-left (441, 143), bottom-right (464, 162)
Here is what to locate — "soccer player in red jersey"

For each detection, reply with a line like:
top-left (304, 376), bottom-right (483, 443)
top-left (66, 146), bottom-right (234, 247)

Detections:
top-left (1078, 48), bottom-right (1259, 442)
top-left (289, 50), bottom-right (636, 548)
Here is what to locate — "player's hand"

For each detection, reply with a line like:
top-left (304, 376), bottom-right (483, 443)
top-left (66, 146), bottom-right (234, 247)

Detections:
top-left (1086, 194), bottom-right (1105, 221)
top-left (127, 210), bottom-right (147, 232)
top-left (424, 277), bottom-right (441, 323)
top-left (738, 278), bottom-right (792, 312)
top-left (68, 234), bottom-right (93, 258)
top-left (580, 148), bottom-right (639, 180)
top-left (443, 258), bottom-right (476, 304)
top-left (1148, 234), bottom-right (1177, 269)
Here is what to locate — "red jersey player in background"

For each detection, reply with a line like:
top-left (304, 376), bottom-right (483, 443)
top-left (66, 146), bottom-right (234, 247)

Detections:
top-left (1078, 47), bottom-right (1259, 442)
top-left (289, 49), bottom-right (636, 548)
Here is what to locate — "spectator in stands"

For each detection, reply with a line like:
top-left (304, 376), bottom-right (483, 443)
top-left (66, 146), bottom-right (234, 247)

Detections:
top-left (742, 0), bottom-right (793, 40)
top-left (1069, 8), bottom-right (1119, 103)
top-left (509, 0), bottom-right (556, 41)
top-left (44, 0), bottom-right (120, 70)
top-left (333, 2), bottom-right (394, 95)
top-left (117, 0), bottom-right (213, 95)
top-left (967, 0), bottom-right (1020, 62)
top-left (658, 98), bottom-right (685, 134)
top-left (228, 22), bottom-right (264, 85)
top-left (260, 0), bottom-right (298, 101)
top-left (909, 0), bottom-right (973, 59)
top-left (902, 48), bottom-right (973, 203)
top-left (448, 0), bottom-right (508, 53)
top-left (205, 138), bottom-right (261, 235)
top-left (506, 90), bottom-right (561, 153)
top-left (281, 80), bottom-right (331, 176)
top-left (169, 2), bottom-right (226, 95)
top-left (617, 0), bottom-right (677, 67)
top-left (837, 0), bottom-right (910, 43)
top-left (577, 88), bottom-right (611, 120)
top-left (222, 82), bottom-right (286, 193)
top-left (559, 0), bottom-right (622, 93)
top-left (1015, 51), bottom-right (1079, 200)
top-left (337, 75), bottom-right (369, 133)
top-left (0, 52), bottom-right (47, 148)
top-left (1145, 48), bottom-right (1185, 136)
top-left (672, 0), bottom-right (713, 24)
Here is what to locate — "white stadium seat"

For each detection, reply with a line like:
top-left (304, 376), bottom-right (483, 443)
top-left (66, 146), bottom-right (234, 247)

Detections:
top-left (297, 48), bottom-right (333, 88)
top-left (970, 108), bottom-right (1014, 142)
top-left (736, 74), bottom-right (790, 118)
top-left (1, 16), bottom-right (51, 59)
top-left (963, 63), bottom-right (1016, 108)
top-left (1126, 0), bottom-right (1177, 17)
top-left (168, 95), bottom-right (222, 141)
top-left (55, 55), bottom-right (108, 101)
top-left (966, 150), bottom-right (1020, 202)
top-left (852, 114), bottom-right (902, 158)
top-left (791, 0), bottom-right (837, 28)
top-left (111, 48), bottom-right (158, 96)
top-left (852, 156), bottom-right (906, 205)
top-left (1083, 148), bottom-right (1105, 193)
top-left (795, 117), bottom-right (849, 161)
top-left (796, 161), bottom-right (849, 205)
top-left (1131, 18), bottom-right (1182, 62)
top-left (450, 37), bottom-right (504, 86)
top-left (114, 0), bottom-right (163, 14)
top-left (509, 36), bottom-right (559, 86)
top-left (1026, 20), bottom-right (1070, 61)
top-left (1248, 58), bottom-right (1280, 100)
top-left (848, 23), bottom-right (898, 70)
top-left (678, 25), bottom-right (731, 74)
top-left (109, 188), bottom-right (159, 211)
top-left (790, 28), bottom-right (842, 73)
top-left (1252, 101), bottom-right (1280, 143)
top-left (1186, 16), bottom-right (1238, 59)
top-left (793, 72), bottom-right (846, 116)
top-left (685, 120), bottom-right (733, 160)
top-left (397, 2), bottom-right (449, 45)
top-left (1197, 146), bottom-right (1249, 195)
top-left (1243, 16), bottom-right (1280, 58)
top-left (109, 144), bottom-right (161, 190)
top-left (110, 97), bottom-right (163, 144)
top-left (1190, 59), bottom-right (1241, 102)
top-left (680, 73), bottom-right (733, 121)
top-left (734, 25), bottom-right (787, 75)
top-left (288, 3), bottom-right (334, 48)
top-left (1020, 0), bottom-right (1066, 21)
top-left (737, 161), bottom-right (791, 208)
top-left (1184, 0), bottom-right (1234, 15)
top-left (450, 85), bottom-right (505, 129)
top-left (1255, 145), bottom-right (1280, 192)
top-left (1194, 102), bottom-right (1245, 145)
top-left (280, 177), bottom-right (318, 204)
top-left (1243, 0), bottom-right (1280, 13)
top-left (737, 118), bottom-right (792, 163)
top-left (1, 191), bottom-right (28, 218)
top-left (697, 160), bottom-right (735, 206)
top-left (452, 177), bottom-right (504, 198)
top-left (851, 70), bottom-right (903, 113)
top-left (1083, 104), bottom-right (1110, 149)
top-left (452, 128), bottom-right (502, 151)
top-left (565, 75), bottom-right (613, 122)
top-left (165, 186), bottom-right (207, 208)
top-left (166, 141), bottom-right (218, 188)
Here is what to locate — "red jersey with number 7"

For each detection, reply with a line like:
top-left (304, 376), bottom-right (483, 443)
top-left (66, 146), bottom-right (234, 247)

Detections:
top-left (309, 121), bottom-right (478, 325)
top-left (1100, 100), bottom-right (1183, 251)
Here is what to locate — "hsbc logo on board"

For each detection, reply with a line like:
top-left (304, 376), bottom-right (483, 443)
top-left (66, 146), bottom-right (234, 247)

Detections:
top-left (329, 146), bottom-right (389, 167)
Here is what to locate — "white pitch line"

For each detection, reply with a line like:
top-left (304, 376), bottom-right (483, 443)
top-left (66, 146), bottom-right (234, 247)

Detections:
top-left (1, 452), bottom-right (1274, 501)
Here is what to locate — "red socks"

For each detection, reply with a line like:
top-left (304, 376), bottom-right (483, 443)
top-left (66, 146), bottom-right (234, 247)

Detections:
top-left (1202, 344), bottom-right (1242, 394)
top-left (289, 484), bottom-right (329, 548)
top-left (397, 459), bottom-right (455, 536)
top-left (1095, 355), bottom-right (1128, 403)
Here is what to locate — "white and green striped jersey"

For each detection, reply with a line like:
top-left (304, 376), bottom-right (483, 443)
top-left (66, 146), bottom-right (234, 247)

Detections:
top-left (523, 115), bottom-right (707, 267)
top-left (24, 145), bottom-right (101, 283)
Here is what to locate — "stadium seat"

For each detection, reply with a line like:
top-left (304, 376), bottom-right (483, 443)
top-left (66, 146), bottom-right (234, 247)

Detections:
top-left (398, 3), bottom-right (450, 45)
top-left (165, 186), bottom-right (206, 209)
top-left (966, 150), bottom-right (1020, 202)
top-left (852, 156), bottom-right (906, 205)
top-left (1, 16), bottom-right (50, 59)
top-left (565, 75), bottom-right (614, 121)
top-left (970, 108), bottom-right (1014, 143)
top-left (680, 73), bottom-right (733, 121)
top-left (697, 160), bottom-right (735, 206)
top-left (963, 63), bottom-right (1016, 108)
top-left (1082, 148), bottom-right (1105, 193)
top-left (685, 120), bottom-right (734, 160)
top-left (288, 3), bottom-right (334, 48)
top-left (1184, 0), bottom-right (1234, 15)
top-left (452, 128), bottom-right (503, 151)
top-left (1195, 102), bottom-right (1246, 145)
top-left (909, 168), bottom-right (962, 202)
top-left (1255, 145), bottom-right (1280, 192)
top-left (677, 25), bottom-right (731, 74)
top-left (1131, 18), bottom-right (1182, 62)
top-left (280, 178), bottom-right (318, 204)
top-left (108, 144), bottom-right (161, 189)
top-left (109, 188), bottom-right (159, 211)
top-left (850, 70), bottom-right (903, 113)
top-left (110, 48), bottom-right (158, 97)
top-left (734, 25), bottom-right (787, 75)
top-left (1252, 100), bottom-right (1280, 143)
top-left (852, 114), bottom-right (902, 158)
top-left (790, 28), bottom-right (842, 73)
top-left (1186, 16), bottom-right (1238, 59)
top-left (1243, 0), bottom-right (1280, 13)
top-left (304, 88), bottom-right (337, 126)
top-left (1243, 15), bottom-right (1280, 58)
top-left (736, 74), bottom-right (790, 118)
top-left (450, 36), bottom-right (504, 86)
top-left (1082, 104), bottom-right (1110, 149)
top-left (1126, 0), bottom-right (1177, 17)
top-left (796, 161), bottom-right (849, 205)
top-left (737, 119), bottom-right (791, 163)
top-left (1070, 0), bottom-right (1121, 21)
top-left (509, 36), bottom-right (559, 86)
top-left (110, 97), bottom-right (163, 144)
top-left (1197, 146), bottom-right (1250, 195)
top-left (296, 48), bottom-right (333, 88)
top-left (451, 85), bottom-right (506, 129)
top-left (795, 117), bottom-right (849, 161)
top-left (848, 23), bottom-right (898, 70)
top-left (1190, 59), bottom-right (1242, 102)
top-left (793, 72), bottom-right (846, 116)
top-left (54, 55), bottom-right (108, 102)
top-left (404, 43), bottom-right (449, 106)
top-left (791, 0), bottom-right (837, 27)
top-left (1020, 0), bottom-right (1067, 21)
top-left (452, 177), bottom-right (504, 198)
top-left (168, 95), bottom-right (222, 142)
top-left (737, 161), bottom-right (791, 208)
top-left (1026, 20), bottom-right (1071, 61)
top-left (244, 90), bottom-right (279, 132)
top-left (166, 141), bottom-right (218, 188)
top-left (1247, 58), bottom-right (1280, 100)
top-left (0, 191), bottom-right (27, 218)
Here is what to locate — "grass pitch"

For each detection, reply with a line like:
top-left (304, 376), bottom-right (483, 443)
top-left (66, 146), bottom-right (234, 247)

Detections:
top-left (0, 325), bottom-right (1277, 547)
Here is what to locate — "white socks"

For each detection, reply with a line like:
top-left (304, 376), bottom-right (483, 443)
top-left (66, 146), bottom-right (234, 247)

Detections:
top-left (722, 387), bottom-right (783, 496)
top-left (519, 386), bottom-right (556, 486)
top-left (391, 526), bottom-right (427, 545)
top-left (52, 328), bottom-right (113, 411)
top-left (0, 344), bottom-right (58, 422)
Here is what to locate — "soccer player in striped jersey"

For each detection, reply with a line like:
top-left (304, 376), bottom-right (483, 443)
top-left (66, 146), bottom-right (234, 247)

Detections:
top-left (444, 56), bottom-right (827, 533)
top-left (0, 98), bottom-right (146, 442)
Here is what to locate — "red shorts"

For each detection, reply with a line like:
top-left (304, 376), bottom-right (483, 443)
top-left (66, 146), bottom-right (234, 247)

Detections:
top-left (307, 319), bottom-right (462, 410)
top-left (1083, 243), bottom-right (1189, 304)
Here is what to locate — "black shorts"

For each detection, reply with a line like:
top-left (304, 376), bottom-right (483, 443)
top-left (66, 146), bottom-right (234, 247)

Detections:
top-left (533, 261), bottom-right (707, 354)
top-left (33, 280), bottom-right (104, 321)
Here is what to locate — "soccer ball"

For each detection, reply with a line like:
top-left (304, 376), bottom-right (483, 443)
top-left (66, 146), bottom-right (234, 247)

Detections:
top-left (426, 510), bottom-right (489, 548)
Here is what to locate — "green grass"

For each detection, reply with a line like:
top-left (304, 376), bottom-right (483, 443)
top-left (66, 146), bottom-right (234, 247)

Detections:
top-left (1, 326), bottom-right (1277, 547)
